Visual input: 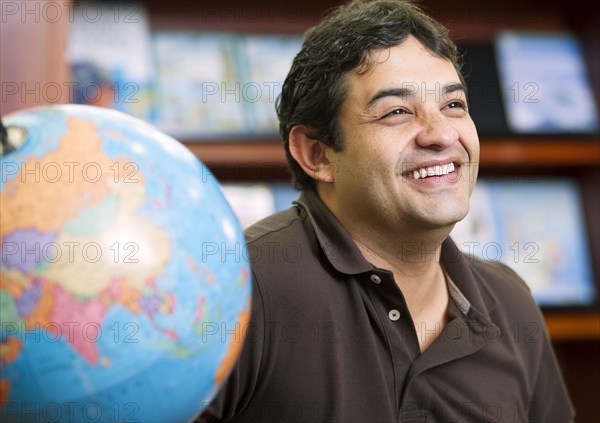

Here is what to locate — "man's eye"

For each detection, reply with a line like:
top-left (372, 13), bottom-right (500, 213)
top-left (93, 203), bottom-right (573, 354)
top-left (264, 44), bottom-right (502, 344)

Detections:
top-left (446, 101), bottom-right (466, 110)
top-left (384, 108), bottom-right (409, 118)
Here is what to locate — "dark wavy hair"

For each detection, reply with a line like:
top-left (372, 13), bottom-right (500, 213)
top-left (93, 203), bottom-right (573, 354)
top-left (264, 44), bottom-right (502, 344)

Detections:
top-left (276, 0), bottom-right (464, 190)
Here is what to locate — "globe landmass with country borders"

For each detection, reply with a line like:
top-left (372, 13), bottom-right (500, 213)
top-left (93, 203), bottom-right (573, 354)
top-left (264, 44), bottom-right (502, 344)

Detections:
top-left (0, 105), bottom-right (251, 422)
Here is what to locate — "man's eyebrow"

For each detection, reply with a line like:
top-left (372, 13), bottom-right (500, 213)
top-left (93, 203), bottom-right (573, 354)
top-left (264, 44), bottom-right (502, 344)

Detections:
top-left (442, 82), bottom-right (467, 97)
top-left (365, 87), bottom-right (416, 111)
top-left (364, 82), bottom-right (468, 111)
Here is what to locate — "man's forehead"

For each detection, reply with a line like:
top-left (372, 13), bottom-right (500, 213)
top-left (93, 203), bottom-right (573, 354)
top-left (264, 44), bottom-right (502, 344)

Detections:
top-left (354, 37), bottom-right (450, 72)
top-left (347, 40), bottom-right (460, 86)
top-left (345, 64), bottom-right (464, 107)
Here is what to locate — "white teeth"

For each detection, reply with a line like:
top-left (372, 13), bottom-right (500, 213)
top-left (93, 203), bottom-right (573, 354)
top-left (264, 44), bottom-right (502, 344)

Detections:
top-left (412, 162), bottom-right (455, 179)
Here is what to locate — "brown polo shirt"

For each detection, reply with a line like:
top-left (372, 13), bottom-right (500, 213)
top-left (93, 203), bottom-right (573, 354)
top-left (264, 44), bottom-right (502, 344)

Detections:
top-left (197, 188), bottom-right (574, 423)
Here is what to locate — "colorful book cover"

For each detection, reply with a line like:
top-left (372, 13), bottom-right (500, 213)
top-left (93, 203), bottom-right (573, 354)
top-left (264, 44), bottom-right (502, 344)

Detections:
top-left (272, 182), bottom-right (300, 212)
top-left (451, 178), bottom-right (596, 307)
top-left (66, 1), bottom-right (155, 121)
top-left (495, 31), bottom-right (599, 134)
top-left (152, 31), bottom-right (246, 139)
top-left (220, 182), bottom-right (298, 229)
top-left (236, 34), bottom-right (303, 135)
top-left (221, 183), bottom-right (276, 229)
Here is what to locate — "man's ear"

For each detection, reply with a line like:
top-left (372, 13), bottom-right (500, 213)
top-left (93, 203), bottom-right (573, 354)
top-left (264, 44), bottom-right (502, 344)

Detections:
top-left (288, 125), bottom-right (336, 183)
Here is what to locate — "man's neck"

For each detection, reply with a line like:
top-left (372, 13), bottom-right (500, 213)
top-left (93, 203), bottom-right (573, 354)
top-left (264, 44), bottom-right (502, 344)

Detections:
top-left (315, 183), bottom-right (453, 274)
top-left (315, 184), bottom-right (453, 339)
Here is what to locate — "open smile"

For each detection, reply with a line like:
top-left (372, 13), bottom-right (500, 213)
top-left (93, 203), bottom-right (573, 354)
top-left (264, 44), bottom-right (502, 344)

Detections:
top-left (403, 161), bottom-right (459, 180)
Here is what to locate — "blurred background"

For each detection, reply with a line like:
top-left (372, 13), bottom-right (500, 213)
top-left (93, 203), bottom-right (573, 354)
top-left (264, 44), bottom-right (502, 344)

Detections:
top-left (1, 0), bottom-right (599, 420)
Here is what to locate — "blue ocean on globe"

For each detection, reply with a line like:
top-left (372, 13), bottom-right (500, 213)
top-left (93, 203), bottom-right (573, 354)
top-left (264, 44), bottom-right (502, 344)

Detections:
top-left (0, 104), bottom-right (252, 422)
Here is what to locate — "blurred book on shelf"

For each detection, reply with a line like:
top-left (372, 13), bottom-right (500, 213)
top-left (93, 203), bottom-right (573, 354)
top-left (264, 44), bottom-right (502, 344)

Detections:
top-left (460, 31), bottom-right (599, 138)
top-left (494, 31), bottom-right (599, 136)
top-left (152, 31), bottom-right (245, 139)
top-left (66, 1), bottom-right (156, 122)
top-left (451, 177), bottom-right (597, 309)
top-left (271, 182), bottom-right (301, 212)
top-left (152, 31), bottom-right (303, 140)
top-left (66, 9), bottom-right (599, 141)
top-left (235, 35), bottom-right (304, 136)
top-left (66, 4), bottom-right (304, 141)
top-left (221, 182), bottom-right (299, 229)
top-left (221, 183), bottom-right (275, 229)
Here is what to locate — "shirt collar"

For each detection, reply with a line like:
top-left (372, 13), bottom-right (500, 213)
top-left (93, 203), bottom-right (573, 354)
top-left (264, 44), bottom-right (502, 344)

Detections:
top-left (295, 188), bottom-right (496, 324)
top-left (295, 188), bottom-right (373, 275)
top-left (439, 238), bottom-right (496, 324)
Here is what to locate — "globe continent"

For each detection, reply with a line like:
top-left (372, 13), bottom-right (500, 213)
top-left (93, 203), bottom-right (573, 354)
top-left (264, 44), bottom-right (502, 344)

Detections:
top-left (0, 104), bottom-right (251, 422)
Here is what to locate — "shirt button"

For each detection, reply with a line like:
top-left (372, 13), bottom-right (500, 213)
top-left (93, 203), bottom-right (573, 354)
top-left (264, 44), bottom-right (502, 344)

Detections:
top-left (370, 274), bottom-right (382, 284)
top-left (388, 309), bottom-right (401, 321)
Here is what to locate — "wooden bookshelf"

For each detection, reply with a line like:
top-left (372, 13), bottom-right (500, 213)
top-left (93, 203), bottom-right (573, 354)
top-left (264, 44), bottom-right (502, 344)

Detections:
top-left (184, 139), bottom-right (286, 167)
top-left (480, 139), bottom-right (600, 166)
top-left (183, 138), bottom-right (600, 168)
top-left (544, 312), bottom-right (600, 340)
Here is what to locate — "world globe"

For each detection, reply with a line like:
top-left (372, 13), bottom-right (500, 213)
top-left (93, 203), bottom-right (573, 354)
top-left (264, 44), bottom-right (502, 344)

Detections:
top-left (0, 105), bottom-right (252, 422)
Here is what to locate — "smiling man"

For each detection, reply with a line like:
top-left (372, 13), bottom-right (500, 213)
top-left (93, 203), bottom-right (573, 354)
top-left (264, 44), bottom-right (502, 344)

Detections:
top-left (197, 1), bottom-right (573, 422)
top-left (305, 38), bottom-right (480, 353)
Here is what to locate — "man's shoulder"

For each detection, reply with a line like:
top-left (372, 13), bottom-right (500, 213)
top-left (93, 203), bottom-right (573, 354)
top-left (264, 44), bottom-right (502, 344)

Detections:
top-left (244, 205), bottom-right (307, 245)
top-left (465, 255), bottom-right (543, 319)
top-left (444, 239), bottom-right (532, 303)
top-left (243, 204), bottom-right (325, 307)
top-left (469, 257), bottom-right (531, 294)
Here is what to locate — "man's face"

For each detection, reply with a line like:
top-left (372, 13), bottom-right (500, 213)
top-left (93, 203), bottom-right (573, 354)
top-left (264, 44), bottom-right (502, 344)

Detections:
top-left (324, 36), bottom-right (480, 234)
